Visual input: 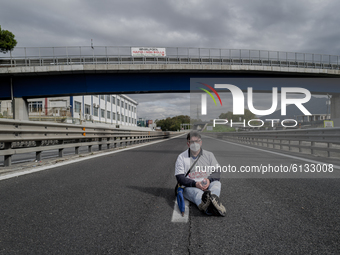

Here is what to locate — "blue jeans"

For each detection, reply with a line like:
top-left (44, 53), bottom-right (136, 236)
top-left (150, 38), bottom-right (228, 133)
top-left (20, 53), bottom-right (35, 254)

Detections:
top-left (183, 181), bottom-right (221, 207)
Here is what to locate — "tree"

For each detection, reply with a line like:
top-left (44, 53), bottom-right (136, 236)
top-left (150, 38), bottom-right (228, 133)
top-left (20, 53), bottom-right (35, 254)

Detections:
top-left (0, 26), bottom-right (17, 53)
top-left (219, 109), bottom-right (256, 122)
top-left (156, 115), bottom-right (190, 131)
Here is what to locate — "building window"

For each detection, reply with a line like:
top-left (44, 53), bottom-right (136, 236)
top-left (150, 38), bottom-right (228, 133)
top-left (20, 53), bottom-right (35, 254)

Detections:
top-left (106, 95), bottom-right (110, 103)
top-left (101, 109), bottom-right (105, 118)
top-left (125, 103), bottom-right (127, 109)
top-left (94, 95), bottom-right (98, 98)
top-left (28, 101), bottom-right (43, 113)
top-left (117, 112), bottom-right (120, 121)
top-left (112, 112), bottom-right (115, 120)
top-left (85, 104), bottom-right (91, 114)
top-left (112, 96), bottom-right (115, 104)
top-left (100, 95), bottom-right (105, 100)
top-left (129, 117), bottom-right (131, 123)
top-left (74, 101), bottom-right (81, 113)
top-left (121, 101), bottom-right (124, 107)
top-left (93, 107), bottom-right (98, 116)
top-left (125, 116), bottom-right (127, 122)
top-left (121, 114), bottom-right (123, 122)
top-left (117, 99), bottom-right (120, 106)
top-left (107, 110), bottom-right (110, 119)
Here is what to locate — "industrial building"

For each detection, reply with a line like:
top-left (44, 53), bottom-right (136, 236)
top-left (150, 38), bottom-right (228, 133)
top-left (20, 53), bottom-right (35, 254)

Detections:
top-left (0, 94), bottom-right (138, 126)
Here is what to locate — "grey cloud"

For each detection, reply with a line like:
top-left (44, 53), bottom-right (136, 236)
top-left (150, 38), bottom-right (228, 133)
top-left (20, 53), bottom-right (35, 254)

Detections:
top-left (0, 0), bottom-right (337, 120)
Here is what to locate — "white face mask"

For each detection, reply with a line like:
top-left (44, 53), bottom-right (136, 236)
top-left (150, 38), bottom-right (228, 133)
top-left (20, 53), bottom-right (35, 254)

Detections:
top-left (190, 142), bottom-right (201, 152)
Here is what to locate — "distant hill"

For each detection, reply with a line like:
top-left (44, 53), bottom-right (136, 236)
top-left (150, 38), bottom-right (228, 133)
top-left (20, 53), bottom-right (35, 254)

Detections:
top-left (258, 96), bottom-right (328, 120)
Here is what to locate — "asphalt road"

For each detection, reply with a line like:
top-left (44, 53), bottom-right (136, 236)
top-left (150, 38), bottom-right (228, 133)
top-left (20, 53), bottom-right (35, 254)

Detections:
top-left (0, 134), bottom-right (339, 254)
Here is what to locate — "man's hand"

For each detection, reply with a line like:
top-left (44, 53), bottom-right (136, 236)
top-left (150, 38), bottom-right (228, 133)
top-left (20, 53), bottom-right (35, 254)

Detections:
top-left (202, 178), bottom-right (210, 191)
top-left (196, 178), bottom-right (210, 191)
top-left (195, 181), bottom-right (203, 190)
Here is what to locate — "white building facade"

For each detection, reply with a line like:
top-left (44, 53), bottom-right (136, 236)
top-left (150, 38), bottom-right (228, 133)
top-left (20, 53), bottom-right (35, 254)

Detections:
top-left (0, 94), bottom-right (138, 126)
top-left (72, 94), bottom-right (138, 126)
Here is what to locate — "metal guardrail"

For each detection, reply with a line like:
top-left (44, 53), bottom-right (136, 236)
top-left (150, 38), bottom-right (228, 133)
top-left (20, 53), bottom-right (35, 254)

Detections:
top-left (206, 128), bottom-right (340, 158)
top-left (0, 119), bottom-right (174, 167)
top-left (0, 46), bottom-right (339, 70)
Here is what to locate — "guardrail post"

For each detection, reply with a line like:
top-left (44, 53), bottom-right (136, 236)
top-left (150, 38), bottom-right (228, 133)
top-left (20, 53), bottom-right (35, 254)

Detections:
top-left (36, 151), bottom-right (42, 161)
top-left (327, 143), bottom-right (332, 157)
top-left (299, 141), bottom-right (302, 153)
top-left (36, 141), bottom-right (42, 161)
top-left (58, 140), bottom-right (64, 157)
top-left (59, 149), bottom-right (64, 157)
top-left (4, 143), bottom-right (12, 167)
top-left (99, 138), bottom-right (102, 151)
top-left (4, 155), bottom-right (12, 167)
top-left (311, 141), bottom-right (315, 155)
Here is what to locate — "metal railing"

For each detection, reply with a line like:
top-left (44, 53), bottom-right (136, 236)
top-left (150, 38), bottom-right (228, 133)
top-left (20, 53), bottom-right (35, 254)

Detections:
top-left (206, 128), bottom-right (340, 158)
top-left (0, 119), bottom-right (176, 167)
top-left (0, 46), bottom-right (340, 70)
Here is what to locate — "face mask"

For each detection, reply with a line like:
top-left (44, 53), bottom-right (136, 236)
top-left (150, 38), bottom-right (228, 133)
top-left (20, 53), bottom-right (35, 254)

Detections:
top-left (190, 142), bottom-right (200, 152)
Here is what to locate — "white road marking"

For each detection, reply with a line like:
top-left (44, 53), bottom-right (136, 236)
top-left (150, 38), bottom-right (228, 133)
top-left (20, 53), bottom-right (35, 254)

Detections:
top-left (0, 133), bottom-right (187, 181)
top-left (171, 199), bottom-right (190, 223)
top-left (206, 135), bottom-right (340, 169)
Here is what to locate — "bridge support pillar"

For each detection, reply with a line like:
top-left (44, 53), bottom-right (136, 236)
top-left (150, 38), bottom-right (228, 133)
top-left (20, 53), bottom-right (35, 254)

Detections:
top-left (13, 98), bottom-right (29, 121)
top-left (331, 94), bottom-right (340, 127)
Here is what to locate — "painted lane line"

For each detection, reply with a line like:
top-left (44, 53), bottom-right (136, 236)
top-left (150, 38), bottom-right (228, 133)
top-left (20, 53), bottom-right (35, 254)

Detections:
top-left (205, 135), bottom-right (340, 169)
top-left (171, 199), bottom-right (190, 223)
top-left (0, 133), bottom-right (187, 181)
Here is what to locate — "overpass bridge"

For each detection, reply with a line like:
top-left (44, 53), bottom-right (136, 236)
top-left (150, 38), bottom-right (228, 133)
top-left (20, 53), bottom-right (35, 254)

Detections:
top-left (0, 46), bottom-right (340, 124)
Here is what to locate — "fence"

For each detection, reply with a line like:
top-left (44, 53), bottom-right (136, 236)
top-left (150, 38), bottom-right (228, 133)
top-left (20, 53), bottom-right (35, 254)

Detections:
top-left (205, 128), bottom-right (340, 158)
top-left (0, 119), bottom-right (176, 167)
top-left (0, 46), bottom-right (339, 70)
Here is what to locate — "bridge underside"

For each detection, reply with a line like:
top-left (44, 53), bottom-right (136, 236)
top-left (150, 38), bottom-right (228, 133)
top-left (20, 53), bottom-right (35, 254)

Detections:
top-left (0, 70), bottom-right (340, 126)
top-left (0, 72), bottom-right (340, 99)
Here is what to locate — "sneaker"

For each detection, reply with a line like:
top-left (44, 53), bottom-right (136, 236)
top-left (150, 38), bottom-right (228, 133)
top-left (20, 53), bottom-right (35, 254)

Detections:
top-left (198, 190), bottom-right (211, 211)
top-left (204, 207), bottom-right (213, 216)
top-left (210, 194), bottom-right (226, 217)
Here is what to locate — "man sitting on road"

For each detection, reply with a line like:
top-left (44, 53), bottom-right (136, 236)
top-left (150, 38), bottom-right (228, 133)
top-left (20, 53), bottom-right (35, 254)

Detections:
top-left (175, 131), bottom-right (226, 216)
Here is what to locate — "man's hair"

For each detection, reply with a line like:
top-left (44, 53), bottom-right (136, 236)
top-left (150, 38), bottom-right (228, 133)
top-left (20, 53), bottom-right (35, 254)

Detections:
top-left (187, 131), bottom-right (201, 141)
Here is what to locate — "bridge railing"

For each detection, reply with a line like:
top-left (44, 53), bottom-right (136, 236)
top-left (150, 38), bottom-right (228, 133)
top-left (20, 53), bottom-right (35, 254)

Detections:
top-left (205, 128), bottom-right (340, 158)
top-left (0, 46), bottom-right (339, 70)
top-left (0, 119), bottom-right (175, 167)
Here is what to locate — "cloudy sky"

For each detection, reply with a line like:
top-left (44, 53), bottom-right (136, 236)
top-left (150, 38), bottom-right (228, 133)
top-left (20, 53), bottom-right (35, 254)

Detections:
top-left (1, 0), bottom-right (338, 120)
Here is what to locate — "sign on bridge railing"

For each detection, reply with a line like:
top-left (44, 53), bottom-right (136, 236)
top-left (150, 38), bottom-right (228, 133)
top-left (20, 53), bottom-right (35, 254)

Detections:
top-left (131, 47), bottom-right (166, 57)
